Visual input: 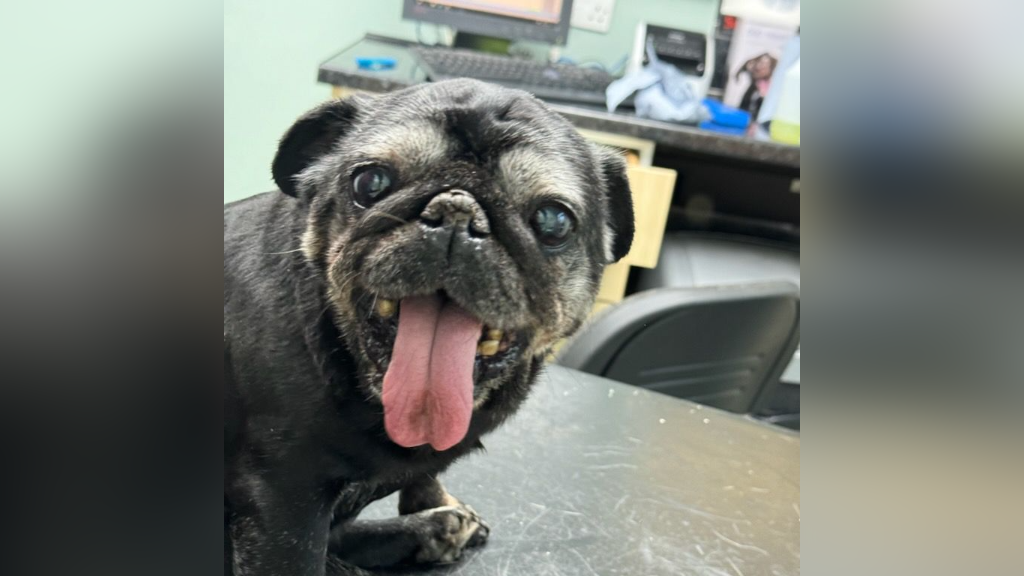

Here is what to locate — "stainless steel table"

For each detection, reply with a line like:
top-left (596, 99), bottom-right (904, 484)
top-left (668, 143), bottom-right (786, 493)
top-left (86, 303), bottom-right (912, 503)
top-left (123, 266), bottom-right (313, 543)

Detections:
top-left (361, 365), bottom-right (800, 575)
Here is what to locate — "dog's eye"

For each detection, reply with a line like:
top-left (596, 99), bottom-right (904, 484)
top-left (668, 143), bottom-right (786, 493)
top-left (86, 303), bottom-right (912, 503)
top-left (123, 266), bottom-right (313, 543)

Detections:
top-left (351, 166), bottom-right (394, 207)
top-left (530, 203), bottom-right (574, 248)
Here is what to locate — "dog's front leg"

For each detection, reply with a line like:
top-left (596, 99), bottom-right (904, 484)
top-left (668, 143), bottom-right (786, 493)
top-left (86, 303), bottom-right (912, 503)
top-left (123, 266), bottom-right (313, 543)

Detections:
top-left (397, 475), bottom-right (460, 514)
top-left (227, 473), bottom-right (336, 576)
top-left (328, 477), bottom-right (489, 568)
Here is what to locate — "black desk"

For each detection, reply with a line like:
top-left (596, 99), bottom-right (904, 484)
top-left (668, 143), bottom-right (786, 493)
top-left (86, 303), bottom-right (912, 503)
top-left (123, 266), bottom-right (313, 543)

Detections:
top-left (360, 365), bottom-right (800, 576)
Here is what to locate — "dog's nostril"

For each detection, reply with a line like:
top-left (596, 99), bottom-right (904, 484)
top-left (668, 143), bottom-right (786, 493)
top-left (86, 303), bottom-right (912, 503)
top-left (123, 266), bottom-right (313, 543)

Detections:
top-left (421, 211), bottom-right (443, 226)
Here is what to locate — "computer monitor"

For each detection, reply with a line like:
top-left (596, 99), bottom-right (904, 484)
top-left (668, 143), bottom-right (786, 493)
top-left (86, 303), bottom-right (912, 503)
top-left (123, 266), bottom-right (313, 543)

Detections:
top-left (402, 0), bottom-right (574, 46)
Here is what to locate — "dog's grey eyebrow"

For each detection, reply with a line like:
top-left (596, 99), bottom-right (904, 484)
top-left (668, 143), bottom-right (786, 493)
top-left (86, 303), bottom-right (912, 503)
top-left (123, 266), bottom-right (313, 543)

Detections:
top-left (495, 147), bottom-right (587, 209)
top-left (348, 120), bottom-right (454, 168)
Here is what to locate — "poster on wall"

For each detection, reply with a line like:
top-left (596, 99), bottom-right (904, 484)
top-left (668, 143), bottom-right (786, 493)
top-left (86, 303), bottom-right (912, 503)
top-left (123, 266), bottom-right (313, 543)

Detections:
top-left (723, 19), bottom-right (798, 120)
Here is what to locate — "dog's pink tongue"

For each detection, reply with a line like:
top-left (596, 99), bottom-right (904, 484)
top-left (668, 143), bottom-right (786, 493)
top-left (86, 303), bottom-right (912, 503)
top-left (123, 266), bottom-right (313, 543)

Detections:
top-left (382, 295), bottom-right (481, 451)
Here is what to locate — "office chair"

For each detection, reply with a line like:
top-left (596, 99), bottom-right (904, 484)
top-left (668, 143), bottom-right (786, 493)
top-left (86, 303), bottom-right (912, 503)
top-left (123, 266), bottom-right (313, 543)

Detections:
top-left (635, 232), bottom-right (800, 292)
top-left (634, 231), bottom-right (800, 428)
top-left (557, 282), bottom-right (799, 421)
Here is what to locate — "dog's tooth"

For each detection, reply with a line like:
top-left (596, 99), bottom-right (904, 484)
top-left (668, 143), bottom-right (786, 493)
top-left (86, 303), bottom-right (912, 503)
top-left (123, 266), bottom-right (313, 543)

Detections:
top-left (487, 329), bottom-right (503, 341)
top-left (376, 299), bottom-right (396, 318)
top-left (478, 340), bottom-right (499, 356)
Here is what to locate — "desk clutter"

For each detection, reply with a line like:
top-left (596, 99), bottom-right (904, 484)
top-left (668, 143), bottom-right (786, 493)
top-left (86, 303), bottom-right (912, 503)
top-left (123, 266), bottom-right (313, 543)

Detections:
top-left (343, 0), bottom-right (800, 141)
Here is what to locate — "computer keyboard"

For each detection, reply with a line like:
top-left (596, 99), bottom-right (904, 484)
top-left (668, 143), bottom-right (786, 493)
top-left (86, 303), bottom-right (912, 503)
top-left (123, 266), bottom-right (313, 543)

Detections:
top-left (411, 46), bottom-right (618, 106)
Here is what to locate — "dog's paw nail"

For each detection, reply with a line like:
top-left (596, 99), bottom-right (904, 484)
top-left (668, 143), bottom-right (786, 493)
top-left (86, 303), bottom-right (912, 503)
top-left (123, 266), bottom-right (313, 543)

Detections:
top-left (467, 523), bottom-right (490, 548)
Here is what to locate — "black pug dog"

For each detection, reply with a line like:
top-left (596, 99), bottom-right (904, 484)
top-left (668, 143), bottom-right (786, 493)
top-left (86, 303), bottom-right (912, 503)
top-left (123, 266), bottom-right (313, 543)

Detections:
top-left (224, 79), bottom-right (634, 575)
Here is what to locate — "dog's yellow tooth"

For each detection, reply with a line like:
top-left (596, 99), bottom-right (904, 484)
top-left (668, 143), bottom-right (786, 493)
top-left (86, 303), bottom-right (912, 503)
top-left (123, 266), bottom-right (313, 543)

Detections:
top-left (478, 340), bottom-right (499, 356)
top-left (487, 329), bottom-right (503, 341)
top-left (376, 299), bottom-right (396, 318)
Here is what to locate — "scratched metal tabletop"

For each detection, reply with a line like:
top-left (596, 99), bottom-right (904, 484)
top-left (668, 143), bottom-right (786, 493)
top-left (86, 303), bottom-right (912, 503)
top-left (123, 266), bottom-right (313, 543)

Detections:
top-left (361, 365), bottom-right (800, 576)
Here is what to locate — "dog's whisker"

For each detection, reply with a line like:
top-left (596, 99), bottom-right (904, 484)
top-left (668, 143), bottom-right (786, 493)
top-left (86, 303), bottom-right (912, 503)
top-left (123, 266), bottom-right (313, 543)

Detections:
top-left (263, 248), bottom-right (304, 255)
top-left (337, 271), bottom-right (361, 295)
top-left (369, 210), bottom-right (410, 225)
top-left (315, 302), bottom-right (333, 323)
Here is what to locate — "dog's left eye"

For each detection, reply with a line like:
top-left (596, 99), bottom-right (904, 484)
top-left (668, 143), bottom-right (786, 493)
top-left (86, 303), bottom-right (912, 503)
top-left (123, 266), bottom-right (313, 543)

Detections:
top-left (351, 166), bottom-right (394, 207)
top-left (530, 202), bottom-right (575, 248)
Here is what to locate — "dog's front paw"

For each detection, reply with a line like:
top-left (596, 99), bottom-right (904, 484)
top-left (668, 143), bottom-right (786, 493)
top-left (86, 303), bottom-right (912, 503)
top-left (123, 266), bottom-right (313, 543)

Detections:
top-left (413, 504), bottom-right (490, 564)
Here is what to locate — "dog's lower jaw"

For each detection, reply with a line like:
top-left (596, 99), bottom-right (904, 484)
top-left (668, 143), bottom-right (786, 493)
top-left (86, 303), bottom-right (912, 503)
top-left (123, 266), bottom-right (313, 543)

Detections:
top-left (345, 295), bottom-right (536, 412)
top-left (351, 357), bottom-right (519, 440)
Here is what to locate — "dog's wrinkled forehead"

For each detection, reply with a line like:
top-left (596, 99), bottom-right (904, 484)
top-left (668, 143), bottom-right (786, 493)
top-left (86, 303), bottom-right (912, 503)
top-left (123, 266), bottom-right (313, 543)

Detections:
top-left (348, 118), bottom-right (454, 169)
top-left (341, 81), bottom-right (589, 204)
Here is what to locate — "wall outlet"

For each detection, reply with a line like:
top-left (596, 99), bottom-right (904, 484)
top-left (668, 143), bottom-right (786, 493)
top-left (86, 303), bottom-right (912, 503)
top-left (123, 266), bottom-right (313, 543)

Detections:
top-left (570, 0), bottom-right (615, 33)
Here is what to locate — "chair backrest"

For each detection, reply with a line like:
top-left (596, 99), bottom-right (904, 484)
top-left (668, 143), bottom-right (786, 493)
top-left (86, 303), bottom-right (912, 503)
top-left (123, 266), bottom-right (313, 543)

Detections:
top-left (557, 282), bottom-right (800, 414)
top-left (636, 233), bottom-right (800, 292)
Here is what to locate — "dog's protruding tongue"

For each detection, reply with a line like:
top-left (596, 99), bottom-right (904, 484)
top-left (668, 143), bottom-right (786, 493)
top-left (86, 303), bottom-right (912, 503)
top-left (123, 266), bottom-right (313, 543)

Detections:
top-left (382, 294), bottom-right (481, 451)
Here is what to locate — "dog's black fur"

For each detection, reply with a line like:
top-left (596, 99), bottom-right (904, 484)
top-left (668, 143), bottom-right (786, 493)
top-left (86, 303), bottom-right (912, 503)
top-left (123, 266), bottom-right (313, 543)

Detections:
top-left (224, 80), bottom-right (633, 575)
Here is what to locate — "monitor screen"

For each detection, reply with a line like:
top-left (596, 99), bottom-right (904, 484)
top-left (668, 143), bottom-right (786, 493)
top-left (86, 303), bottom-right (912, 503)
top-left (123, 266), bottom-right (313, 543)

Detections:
top-left (426, 0), bottom-right (564, 24)
top-left (404, 0), bottom-right (573, 45)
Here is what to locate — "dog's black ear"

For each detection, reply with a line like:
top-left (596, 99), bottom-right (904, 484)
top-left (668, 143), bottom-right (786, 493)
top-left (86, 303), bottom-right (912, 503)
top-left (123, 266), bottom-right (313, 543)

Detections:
top-left (272, 96), bottom-right (365, 197)
top-left (594, 145), bottom-right (635, 263)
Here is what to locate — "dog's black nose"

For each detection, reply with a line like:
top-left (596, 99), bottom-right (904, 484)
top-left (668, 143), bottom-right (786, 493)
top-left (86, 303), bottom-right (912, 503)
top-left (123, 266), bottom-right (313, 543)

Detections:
top-left (420, 190), bottom-right (490, 236)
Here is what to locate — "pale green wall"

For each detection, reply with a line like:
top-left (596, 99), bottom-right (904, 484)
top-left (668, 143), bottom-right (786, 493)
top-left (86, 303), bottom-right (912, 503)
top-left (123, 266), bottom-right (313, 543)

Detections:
top-left (224, 0), bottom-right (717, 203)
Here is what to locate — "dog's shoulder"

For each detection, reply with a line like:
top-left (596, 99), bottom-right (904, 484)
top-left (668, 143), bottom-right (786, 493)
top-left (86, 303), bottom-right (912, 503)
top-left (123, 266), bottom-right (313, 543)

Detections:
top-left (223, 191), bottom-right (313, 360)
top-left (223, 192), bottom-right (338, 432)
top-left (224, 192), bottom-right (304, 296)
top-left (225, 191), bottom-right (299, 259)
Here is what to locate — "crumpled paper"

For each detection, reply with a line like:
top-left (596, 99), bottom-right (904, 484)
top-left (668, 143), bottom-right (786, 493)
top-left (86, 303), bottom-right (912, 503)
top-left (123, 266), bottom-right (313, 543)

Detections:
top-left (605, 39), bottom-right (709, 124)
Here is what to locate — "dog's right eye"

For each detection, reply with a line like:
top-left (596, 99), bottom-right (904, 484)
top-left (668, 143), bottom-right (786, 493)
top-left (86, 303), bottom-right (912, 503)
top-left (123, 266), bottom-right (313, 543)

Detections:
top-left (530, 202), bottom-right (575, 249)
top-left (351, 166), bottom-right (394, 207)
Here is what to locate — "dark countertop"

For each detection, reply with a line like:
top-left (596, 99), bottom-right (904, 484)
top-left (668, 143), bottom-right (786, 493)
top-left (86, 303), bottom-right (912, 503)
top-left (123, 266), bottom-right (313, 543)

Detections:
top-left (360, 364), bottom-right (800, 576)
top-left (318, 36), bottom-right (800, 170)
